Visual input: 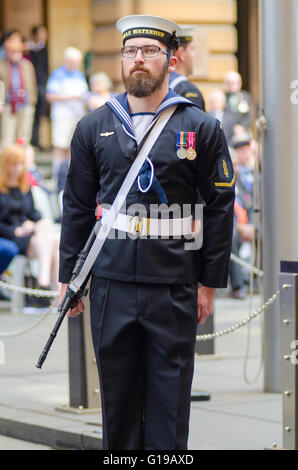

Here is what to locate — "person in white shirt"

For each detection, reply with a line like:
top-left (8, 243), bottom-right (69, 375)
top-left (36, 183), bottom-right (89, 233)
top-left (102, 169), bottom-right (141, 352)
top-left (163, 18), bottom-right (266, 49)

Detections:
top-left (46, 47), bottom-right (88, 191)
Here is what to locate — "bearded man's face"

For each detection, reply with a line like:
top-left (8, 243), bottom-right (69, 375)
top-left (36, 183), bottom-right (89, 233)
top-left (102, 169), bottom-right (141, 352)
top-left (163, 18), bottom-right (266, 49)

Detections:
top-left (121, 38), bottom-right (169, 97)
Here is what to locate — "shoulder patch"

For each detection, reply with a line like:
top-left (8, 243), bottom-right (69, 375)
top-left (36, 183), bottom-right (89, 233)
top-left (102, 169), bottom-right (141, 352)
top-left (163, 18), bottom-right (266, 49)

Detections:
top-left (214, 155), bottom-right (235, 188)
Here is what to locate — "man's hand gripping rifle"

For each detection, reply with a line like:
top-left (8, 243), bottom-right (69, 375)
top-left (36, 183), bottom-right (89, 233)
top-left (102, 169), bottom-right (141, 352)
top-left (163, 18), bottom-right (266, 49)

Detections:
top-left (35, 219), bottom-right (101, 369)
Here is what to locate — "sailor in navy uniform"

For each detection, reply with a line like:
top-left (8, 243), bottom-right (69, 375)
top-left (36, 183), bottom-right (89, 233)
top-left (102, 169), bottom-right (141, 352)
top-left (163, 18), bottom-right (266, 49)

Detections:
top-left (58, 15), bottom-right (234, 450)
top-left (169, 25), bottom-right (205, 110)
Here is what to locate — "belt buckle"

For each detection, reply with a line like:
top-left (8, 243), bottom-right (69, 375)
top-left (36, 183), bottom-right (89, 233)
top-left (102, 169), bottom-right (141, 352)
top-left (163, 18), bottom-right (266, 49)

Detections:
top-left (128, 216), bottom-right (150, 236)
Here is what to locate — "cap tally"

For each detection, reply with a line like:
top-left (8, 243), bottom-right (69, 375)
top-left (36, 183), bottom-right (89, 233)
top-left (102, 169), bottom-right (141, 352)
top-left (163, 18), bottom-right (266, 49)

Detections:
top-left (116, 15), bottom-right (182, 49)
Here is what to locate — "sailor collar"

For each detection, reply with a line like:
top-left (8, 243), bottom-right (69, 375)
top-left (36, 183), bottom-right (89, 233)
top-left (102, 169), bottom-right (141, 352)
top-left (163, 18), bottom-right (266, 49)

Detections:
top-left (169, 71), bottom-right (188, 90)
top-left (169, 71), bottom-right (180, 83)
top-left (106, 89), bottom-right (195, 142)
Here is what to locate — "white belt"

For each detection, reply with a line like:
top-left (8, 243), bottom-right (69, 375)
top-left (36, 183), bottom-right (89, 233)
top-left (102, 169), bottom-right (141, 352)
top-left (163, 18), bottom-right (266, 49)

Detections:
top-left (102, 209), bottom-right (193, 237)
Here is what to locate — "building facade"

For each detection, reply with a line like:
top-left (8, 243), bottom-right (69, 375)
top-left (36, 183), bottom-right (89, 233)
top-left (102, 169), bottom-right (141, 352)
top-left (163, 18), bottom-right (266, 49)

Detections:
top-left (0, 0), bottom-right (258, 107)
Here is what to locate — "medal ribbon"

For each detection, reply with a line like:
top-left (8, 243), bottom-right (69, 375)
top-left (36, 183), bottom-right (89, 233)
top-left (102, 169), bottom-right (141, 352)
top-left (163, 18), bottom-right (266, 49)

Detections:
top-left (187, 132), bottom-right (195, 150)
top-left (176, 132), bottom-right (187, 149)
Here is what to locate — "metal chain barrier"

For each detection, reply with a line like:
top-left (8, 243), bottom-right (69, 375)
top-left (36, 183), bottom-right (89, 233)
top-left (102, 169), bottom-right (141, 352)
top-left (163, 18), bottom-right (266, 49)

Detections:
top-left (1, 253), bottom-right (262, 297)
top-left (230, 253), bottom-right (264, 277)
top-left (0, 280), bottom-right (59, 339)
top-left (1, 290), bottom-right (279, 341)
top-left (0, 301), bottom-right (58, 339)
top-left (196, 290), bottom-right (280, 342)
top-left (0, 279), bottom-right (59, 297)
top-left (0, 255), bottom-right (272, 341)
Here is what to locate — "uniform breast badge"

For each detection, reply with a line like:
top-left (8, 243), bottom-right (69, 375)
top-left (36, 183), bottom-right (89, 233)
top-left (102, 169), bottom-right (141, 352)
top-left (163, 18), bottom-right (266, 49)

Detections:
top-left (176, 132), bottom-right (197, 160)
top-left (100, 131), bottom-right (115, 137)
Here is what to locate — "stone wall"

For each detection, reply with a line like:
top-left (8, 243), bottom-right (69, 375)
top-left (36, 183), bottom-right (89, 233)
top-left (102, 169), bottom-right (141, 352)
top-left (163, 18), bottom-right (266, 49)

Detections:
top-left (47, 0), bottom-right (92, 71)
top-left (0, 0), bottom-right (240, 106)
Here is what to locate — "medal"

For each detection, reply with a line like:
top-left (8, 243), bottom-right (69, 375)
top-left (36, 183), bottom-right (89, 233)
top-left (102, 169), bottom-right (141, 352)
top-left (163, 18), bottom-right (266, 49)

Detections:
top-left (177, 147), bottom-right (187, 159)
top-left (176, 132), bottom-right (187, 159)
top-left (186, 132), bottom-right (197, 160)
top-left (186, 147), bottom-right (196, 160)
top-left (176, 131), bottom-right (197, 160)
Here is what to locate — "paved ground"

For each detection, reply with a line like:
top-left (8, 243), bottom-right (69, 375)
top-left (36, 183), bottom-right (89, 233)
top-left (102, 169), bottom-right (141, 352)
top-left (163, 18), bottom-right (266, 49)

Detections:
top-left (0, 290), bottom-right (284, 450)
top-left (189, 295), bottom-right (282, 450)
top-left (0, 435), bottom-right (52, 450)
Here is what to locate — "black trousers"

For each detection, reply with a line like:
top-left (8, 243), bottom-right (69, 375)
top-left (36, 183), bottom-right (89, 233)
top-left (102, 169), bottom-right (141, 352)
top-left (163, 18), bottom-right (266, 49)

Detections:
top-left (90, 276), bottom-right (198, 450)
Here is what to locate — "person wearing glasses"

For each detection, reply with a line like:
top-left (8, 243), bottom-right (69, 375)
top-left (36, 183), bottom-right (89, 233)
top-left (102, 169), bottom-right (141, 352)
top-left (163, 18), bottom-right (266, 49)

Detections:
top-left (58, 15), bottom-right (234, 450)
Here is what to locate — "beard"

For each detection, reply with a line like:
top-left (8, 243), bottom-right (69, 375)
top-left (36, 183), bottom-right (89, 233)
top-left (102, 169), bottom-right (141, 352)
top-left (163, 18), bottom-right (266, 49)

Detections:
top-left (122, 62), bottom-right (168, 97)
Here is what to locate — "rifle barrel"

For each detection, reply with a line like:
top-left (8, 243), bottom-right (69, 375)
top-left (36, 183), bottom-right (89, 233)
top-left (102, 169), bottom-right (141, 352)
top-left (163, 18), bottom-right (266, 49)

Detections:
top-left (35, 293), bottom-right (74, 369)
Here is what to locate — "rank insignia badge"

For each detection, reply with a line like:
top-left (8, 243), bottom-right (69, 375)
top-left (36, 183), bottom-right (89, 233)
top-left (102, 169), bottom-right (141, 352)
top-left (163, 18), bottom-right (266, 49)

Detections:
top-left (176, 132), bottom-right (197, 160)
top-left (214, 155), bottom-right (235, 188)
top-left (223, 159), bottom-right (229, 177)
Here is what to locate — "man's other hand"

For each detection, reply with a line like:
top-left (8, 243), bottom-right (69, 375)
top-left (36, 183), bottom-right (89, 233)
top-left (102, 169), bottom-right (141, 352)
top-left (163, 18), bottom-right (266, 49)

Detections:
top-left (197, 285), bottom-right (215, 324)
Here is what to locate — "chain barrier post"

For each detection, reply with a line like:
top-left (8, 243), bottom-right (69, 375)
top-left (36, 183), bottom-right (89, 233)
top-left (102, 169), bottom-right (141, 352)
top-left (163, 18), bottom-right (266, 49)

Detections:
top-left (192, 305), bottom-right (214, 402)
top-left (67, 313), bottom-right (87, 409)
top-left (279, 261), bottom-right (298, 450)
top-left (195, 313), bottom-right (214, 356)
top-left (9, 256), bottom-right (27, 314)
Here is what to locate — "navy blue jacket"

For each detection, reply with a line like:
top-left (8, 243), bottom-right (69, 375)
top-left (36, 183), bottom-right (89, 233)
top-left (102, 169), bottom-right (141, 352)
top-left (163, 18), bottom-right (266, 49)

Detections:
top-left (59, 90), bottom-right (235, 287)
top-left (169, 72), bottom-right (205, 111)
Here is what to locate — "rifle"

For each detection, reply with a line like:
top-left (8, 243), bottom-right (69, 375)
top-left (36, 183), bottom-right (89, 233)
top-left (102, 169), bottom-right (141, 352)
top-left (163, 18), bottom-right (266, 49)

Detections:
top-left (35, 219), bottom-right (101, 369)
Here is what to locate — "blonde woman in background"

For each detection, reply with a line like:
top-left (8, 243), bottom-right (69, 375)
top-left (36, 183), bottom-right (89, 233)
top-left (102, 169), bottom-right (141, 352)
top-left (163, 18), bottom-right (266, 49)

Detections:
top-left (0, 143), bottom-right (60, 291)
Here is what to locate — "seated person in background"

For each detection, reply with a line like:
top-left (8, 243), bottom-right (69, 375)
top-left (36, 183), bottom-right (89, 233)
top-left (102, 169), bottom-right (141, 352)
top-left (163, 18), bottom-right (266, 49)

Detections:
top-left (21, 139), bottom-right (62, 223)
top-left (0, 237), bottom-right (19, 300)
top-left (0, 143), bottom-right (60, 291)
top-left (86, 72), bottom-right (115, 111)
top-left (0, 237), bottom-right (19, 275)
top-left (16, 138), bottom-right (52, 195)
